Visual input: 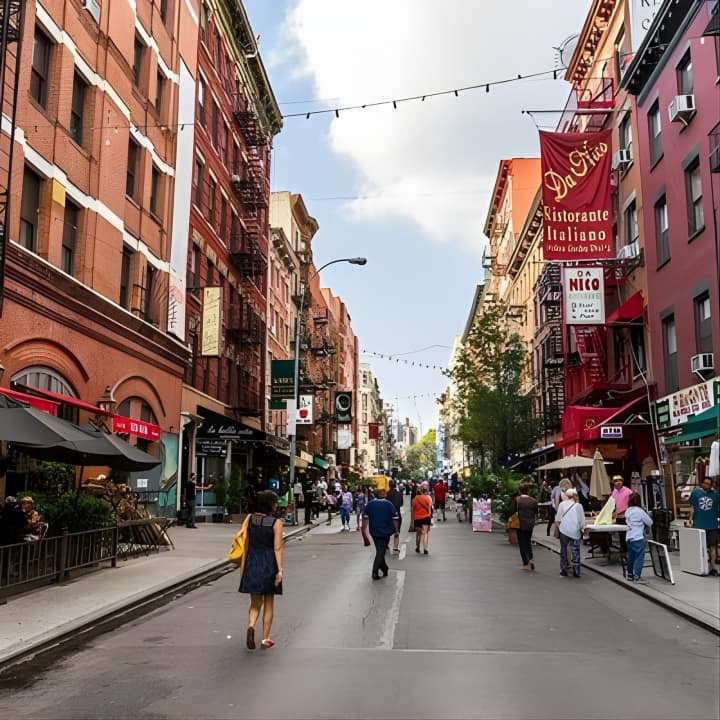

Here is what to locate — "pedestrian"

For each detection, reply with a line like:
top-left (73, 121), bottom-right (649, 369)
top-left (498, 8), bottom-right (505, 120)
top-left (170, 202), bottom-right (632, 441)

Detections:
top-left (411, 481), bottom-right (433, 555)
top-left (323, 488), bottom-right (336, 525)
top-left (339, 485), bottom-right (354, 532)
top-left (611, 475), bottom-right (632, 553)
top-left (293, 478), bottom-right (303, 508)
top-left (240, 491), bottom-right (283, 650)
top-left (20, 496), bottom-right (42, 538)
top-left (557, 488), bottom-right (584, 577)
top-left (625, 492), bottom-right (653, 583)
top-left (433, 477), bottom-right (448, 521)
top-left (386, 479), bottom-right (404, 552)
top-left (303, 476), bottom-right (314, 525)
top-left (687, 477), bottom-right (719, 576)
top-left (508, 482), bottom-right (538, 570)
top-left (355, 488), bottom-right (367, 530)
top-left (361, 487), bottom-right (399, 580)
top-left (183, 473), bottom-right (212, 528)
top-left (548, 481), bottom-right (562, 536)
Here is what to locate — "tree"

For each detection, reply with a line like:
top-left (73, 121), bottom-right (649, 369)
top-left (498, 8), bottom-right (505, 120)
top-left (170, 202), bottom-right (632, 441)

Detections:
top-left (402, 429), bottom-right (437, 480)
top-left (450, 303), bottom-right (539, 471)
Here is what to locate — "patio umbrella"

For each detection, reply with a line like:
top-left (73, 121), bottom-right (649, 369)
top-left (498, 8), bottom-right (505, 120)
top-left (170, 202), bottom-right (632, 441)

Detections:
top-left (13, 423), bottom-right (160, 471)
top-left (536, 455), bottom-right (596, 471)
top-left (0, 393), bottom-right (79, 446)
top-left (589, 448), bottom-right (610, 499)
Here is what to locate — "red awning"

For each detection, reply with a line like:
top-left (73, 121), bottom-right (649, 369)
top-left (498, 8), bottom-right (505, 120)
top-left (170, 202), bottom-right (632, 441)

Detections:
top-left (13, 384), bottom-right (111, 416)
top-left (606, 291), bottom-right (644, 325)
top-left (583, 395), bottom-right (649, 441)
top-left (0, 388), bottom-right (60, 415)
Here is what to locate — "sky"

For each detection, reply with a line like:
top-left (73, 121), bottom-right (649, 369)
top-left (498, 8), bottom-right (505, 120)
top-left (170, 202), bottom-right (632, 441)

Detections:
top-left (244, 0), bottom-right (591, 436)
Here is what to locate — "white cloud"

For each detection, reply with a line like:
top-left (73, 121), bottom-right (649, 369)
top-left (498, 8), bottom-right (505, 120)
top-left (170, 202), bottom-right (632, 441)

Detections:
top-left (277, 0), bottom-right (590, 253)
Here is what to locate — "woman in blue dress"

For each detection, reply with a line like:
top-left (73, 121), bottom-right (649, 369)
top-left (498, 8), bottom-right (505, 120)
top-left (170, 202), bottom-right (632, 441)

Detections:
top-left (240, 491), bottom-right (283, 650)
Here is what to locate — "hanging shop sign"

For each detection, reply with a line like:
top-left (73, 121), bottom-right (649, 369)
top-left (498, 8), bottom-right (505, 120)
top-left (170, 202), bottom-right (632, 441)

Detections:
top-left (201, 286), bottom-right (223, 357)
top-left (655, 379), bottom-right (718, 430)
top-left (197, 407), bottom-right (265, 441)
top-left (600, 425), bottom-right (624, 439)
top-left (271, 360), bottom-right (295, 410)
top-left (540, 130), bottom-right (613, 261)
top-left (296, 395), bottom-right (314, 425)
top-left (196, 440), bottom-right (227, 457)
top-left (563, 267), bottom-right (605, 324)
top-left (112, 415), bottom-right (161, 441)
top-left (629, 0), bottom-right (663, 52)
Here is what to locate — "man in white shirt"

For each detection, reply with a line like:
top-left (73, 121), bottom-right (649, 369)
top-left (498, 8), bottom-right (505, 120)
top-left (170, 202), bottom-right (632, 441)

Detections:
top-left (318, 477), bottom-right (328, 492)
top-left (557, 488), bottom-right (585, 578)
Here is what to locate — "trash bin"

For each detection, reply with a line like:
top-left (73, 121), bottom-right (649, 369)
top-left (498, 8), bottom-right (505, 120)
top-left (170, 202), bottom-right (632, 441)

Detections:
top-left (651, 508), bottom-right (673, 546)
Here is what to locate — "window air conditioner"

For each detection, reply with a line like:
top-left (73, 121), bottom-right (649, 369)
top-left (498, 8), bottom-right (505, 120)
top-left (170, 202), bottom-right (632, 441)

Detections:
top-left (690, 353), bottom-right (714, 373)
top-left (231, 174), bottom-right (241, 184)
top-left (668, 95), bottom-right (696, 122)
top-left (611, 148), bottom-right (633, 169)
top-left (616, 240), bottom-right (639, 260)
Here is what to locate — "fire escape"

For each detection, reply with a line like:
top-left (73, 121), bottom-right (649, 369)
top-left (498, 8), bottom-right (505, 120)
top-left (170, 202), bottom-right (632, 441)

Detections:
top-left (0, 0), bottom-right (25, 314)
top-left (226, 299), bottom-right (266, 416)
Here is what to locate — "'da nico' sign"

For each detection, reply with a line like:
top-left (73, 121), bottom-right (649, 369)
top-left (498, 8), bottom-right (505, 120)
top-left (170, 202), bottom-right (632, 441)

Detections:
top-left (540, 130), bottom-right (614, 261)
top-left (563, 267), bottom-right (605, 324)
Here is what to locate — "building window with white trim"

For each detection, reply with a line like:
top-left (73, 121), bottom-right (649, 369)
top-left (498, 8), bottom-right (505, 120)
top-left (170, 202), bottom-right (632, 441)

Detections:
top-left (62, 201), bottom-right (79, 276)
top-left (685, 158), bottom-right (704, 237)
top-left (70, 72), bottom-right (87, 145)
top-left (31, 27), bottom-right (51, 108)
top-left (20, 167), bottom-right (42, 253)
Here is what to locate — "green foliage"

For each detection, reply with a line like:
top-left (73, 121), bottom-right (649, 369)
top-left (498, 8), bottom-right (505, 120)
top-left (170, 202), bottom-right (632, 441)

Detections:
top-left (403, 429), bottom-right (437, 480)
top-left (27, 461), bottom-right (75, 496)
top-left (463, 469), bottom-right (524, 521)
top-left (40, 491), bottom-right (115, 534)
top-left (225, 467), bottom-right (245, 514)
top-left (449, 303), bottom-right (541, 471)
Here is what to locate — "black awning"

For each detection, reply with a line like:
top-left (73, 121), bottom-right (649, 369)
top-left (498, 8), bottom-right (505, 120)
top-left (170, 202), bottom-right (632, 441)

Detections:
top-left (197, 406), bottom-right (265, 441)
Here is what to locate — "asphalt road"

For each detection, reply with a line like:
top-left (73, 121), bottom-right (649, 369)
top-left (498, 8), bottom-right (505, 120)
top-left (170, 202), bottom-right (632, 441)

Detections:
top-left (0, 515), bottom-right (718, 720)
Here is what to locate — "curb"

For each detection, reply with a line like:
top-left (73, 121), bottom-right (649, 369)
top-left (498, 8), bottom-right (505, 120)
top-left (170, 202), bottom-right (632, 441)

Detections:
top-left (0, 520), bottom-right (321, 669)
top-left (532, 535), bottom-right (720, 636)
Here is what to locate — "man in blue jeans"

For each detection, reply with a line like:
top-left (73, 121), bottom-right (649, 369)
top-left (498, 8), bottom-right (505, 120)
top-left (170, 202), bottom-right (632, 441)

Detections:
top-left (362, 487), bottom-right (399, 580)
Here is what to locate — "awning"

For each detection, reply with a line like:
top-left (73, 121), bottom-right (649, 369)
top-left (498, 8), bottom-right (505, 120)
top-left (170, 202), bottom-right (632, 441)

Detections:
top-left (509, 444), bottom-right (556, 469)
top-left (313, 455), bottom-right (329, 469)
top-left (268, 445), bottom-right (309, 468)
top-left (583, 395), bottom-right (649, 441)
top-left (197, 406), bottom-right (265, 441)
top-left (662, 405), bottom-right (720, 445)
top-left (606, 291), bottom-right (644, 325)
top-left (14, 384), bottom-right (110, 416)
top-left (0, 387), bottom-right (59, 415)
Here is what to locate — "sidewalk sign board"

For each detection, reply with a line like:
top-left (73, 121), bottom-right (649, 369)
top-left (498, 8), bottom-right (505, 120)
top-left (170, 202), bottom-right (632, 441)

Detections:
top-left (472, 498), bottom-right (492, 532)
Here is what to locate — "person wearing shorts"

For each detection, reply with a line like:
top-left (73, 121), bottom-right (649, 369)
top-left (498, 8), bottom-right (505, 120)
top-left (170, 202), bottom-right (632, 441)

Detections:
top-left (433, 478), bottom-right (448, 521)
top-left (688, 478), bottom-right (719, 576)
top-left (411, 482), bottom-right (433, 555)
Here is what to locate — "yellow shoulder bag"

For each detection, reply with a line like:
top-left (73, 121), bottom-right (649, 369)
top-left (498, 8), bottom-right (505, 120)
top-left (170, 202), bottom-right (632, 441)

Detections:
top-left (228, 515), bottom-right (250, 571)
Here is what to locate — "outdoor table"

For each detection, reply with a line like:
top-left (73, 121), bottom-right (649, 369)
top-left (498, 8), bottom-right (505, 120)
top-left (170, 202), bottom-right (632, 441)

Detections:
top-left (586, 523), bottom-right (628, 576)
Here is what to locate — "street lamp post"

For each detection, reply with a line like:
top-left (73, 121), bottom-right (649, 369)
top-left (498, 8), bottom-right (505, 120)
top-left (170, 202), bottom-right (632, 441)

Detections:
top-left (289, 257), bottom-right (366, 523)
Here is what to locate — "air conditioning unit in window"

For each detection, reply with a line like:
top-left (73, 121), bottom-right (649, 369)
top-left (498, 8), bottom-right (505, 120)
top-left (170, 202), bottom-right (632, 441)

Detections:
top-left (611, 148), bottom-right (633, 169)
top-left (616, 240), bottom-right (639, 260)
top-left (690, 353), bottom-right (714, 374)
top-left (231, 174), bottom-right (241, 185)
top-left (668, 94), bottom-right (696, 122)
top-left (81, 0), bottom-right (101, 23)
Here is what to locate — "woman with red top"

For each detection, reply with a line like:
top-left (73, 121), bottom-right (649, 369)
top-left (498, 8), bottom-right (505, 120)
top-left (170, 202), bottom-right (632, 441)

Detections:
top-left (411, 482), bottom-right (433, 555)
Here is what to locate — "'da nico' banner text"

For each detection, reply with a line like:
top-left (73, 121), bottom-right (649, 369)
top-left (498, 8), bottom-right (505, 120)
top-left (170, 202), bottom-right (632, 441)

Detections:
top-left (540, 130), bottom-right (613, 261)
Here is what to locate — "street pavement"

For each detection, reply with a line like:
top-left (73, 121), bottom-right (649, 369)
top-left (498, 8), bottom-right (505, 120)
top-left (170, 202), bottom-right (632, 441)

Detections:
top-left (0, 514), bottom-right (718, 720)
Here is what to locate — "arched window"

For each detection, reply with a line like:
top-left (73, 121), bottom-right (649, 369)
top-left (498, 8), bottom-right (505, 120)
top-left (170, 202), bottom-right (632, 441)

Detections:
top-left (11, 366), bottom-right (78, 422)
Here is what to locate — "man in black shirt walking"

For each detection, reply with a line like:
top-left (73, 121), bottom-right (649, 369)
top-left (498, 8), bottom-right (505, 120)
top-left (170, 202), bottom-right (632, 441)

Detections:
top-left (386, 479), bottom-right (404, 553)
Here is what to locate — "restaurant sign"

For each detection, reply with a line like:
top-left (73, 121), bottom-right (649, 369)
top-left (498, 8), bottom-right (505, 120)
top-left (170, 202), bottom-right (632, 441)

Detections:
top-left (271, 359), bottom-right (295, 410)
top-left (112, 415), bottom-right (161, 441)
top-left (540, 130), bottom-right (614, 261)
top-left (197, 407), bottom-right (265, 441)
top-left (655, 378), bottom-right (719, 430)
top-left (563, 267), bottom-right (605, 324)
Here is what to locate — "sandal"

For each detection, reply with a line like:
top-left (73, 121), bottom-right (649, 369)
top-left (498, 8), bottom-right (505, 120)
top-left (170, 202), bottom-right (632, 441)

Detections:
top-left (246, 627), bottom-right (255, 650)
top-left (260, 639), bottom-right (275, 649)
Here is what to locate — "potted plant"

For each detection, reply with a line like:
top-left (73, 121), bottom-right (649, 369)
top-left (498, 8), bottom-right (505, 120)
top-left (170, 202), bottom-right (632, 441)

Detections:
top-left (225, 467), bottom-right (245, 523)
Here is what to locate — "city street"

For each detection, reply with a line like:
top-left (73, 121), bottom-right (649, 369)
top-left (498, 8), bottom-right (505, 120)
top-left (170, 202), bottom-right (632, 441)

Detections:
top-left (0, 518), bottom-right (717, 720)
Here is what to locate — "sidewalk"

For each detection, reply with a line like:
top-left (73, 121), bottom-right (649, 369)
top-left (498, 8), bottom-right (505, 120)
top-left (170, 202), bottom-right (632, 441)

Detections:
top-left (0, 518), bottom-right (319, 666)
top-left (531, 524), bottom-right (720, 633)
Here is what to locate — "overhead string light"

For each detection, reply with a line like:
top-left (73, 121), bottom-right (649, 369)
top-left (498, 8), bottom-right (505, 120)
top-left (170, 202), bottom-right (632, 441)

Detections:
top-left (361, 350), bottom-right (449, 372)
top-left (283, 67), bottom-right (562, 119)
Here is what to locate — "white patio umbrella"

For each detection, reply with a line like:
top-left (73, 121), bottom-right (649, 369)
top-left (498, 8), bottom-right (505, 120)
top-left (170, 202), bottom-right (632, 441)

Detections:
top-left (536, 455), bottom-right (596, 471)
top-left (589, 448), bottom-right (610, 499)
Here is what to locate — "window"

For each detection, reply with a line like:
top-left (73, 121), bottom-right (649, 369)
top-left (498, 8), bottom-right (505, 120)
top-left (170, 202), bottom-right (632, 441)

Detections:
top-left (133, 35), bottom-right (145, 87)
top-left (685, 158), bottom-right (704, 236)
top-left (70, 72), bottom-right (86, 144)
top-left (221, 122), bottom-right (229, 165)
top-left (144, 265), bottom-right (155, 321)
top-left (150, 165), bottom-right (161, 217)
top-left (694, 293), bottom-right (712, 354)
top-left (120, 247), bottom-right (133, 307)
top-left (30, 27), bottom-right (51, 107)
top-left (20, 167), bottom-right (42, 252)
top-left (211, 100), bottom-right (218, 147)
top-left (213, 27), bottom-right (221, 68)
top-left (189, 245), bottom-right (200, 289)
top-left (197, 79), bottom-right (205, 126)
top-left (655, 195), bottom-right (669, 265)
top-left (193, 155), bottom-right (204, 207)
top-left (200, 4), bottom-right (208, 45)
top-left (630, 325), bottom-right (647, 376)
top-left (618, 112), bottom-right (632, 160)
top-left (663, 315), bottom-right (678, 393)
top-left (677, 51), bottom-right (693, 95)
top-left (206, 258), bottom-right (214, 285)
top-left (155, 71), bottom-right (164, 113)
top-left (207, 176), bottom-right (216, 221)
top-left (648, 102), bottom-right (663, 165)
top-left (62, 201), bottom-right (79, 275)
top-left (159, 0), bottom-right (169, 24)
top-left (220, 194), bottom-right (227, 239)
top-left (624, 200), bottom-right (638, 246)
top-left (126, 138), bottom-right (140, 199)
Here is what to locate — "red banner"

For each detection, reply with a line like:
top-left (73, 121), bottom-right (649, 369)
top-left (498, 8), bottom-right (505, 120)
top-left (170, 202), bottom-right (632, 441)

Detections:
top-left (540, 130), bottom-right (613, 260)
top-left (368, 422), bottom-right (379, 440)
top-left (112, 415), bottom-right (161, 441)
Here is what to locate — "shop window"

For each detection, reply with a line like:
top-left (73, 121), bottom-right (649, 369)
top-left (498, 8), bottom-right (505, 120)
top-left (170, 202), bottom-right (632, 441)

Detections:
top-left (30, 27), bottom-right (51, 108)
top-left (694, 293), bottom-right (712, 354)
top-left (685, 158), bottom-right (704, 237)
top-left (70, 71), bottom-right (87, 145)
top-left (648, 102), bottom-right (663, 165)
top-left (663, 315), bottom-right (678, 393)
top-left (20, 167), bottom-right (41, 253)
top-left (654, 195), bottom-right (669, 265)
top-left (62, 201), bottom-right (79, 276)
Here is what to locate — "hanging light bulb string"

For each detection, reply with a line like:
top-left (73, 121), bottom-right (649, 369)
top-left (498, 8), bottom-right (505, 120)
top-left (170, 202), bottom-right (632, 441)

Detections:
top-left (361, 350), bottom-right (449, 372)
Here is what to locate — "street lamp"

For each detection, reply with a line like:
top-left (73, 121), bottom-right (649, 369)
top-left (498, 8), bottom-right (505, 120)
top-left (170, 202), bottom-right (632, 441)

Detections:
top-left (289, 257), bottom-right (366, 520)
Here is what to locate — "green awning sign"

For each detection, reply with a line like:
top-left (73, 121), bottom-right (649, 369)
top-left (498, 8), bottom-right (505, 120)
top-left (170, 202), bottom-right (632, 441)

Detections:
top-left (271, 360), bottom-right (295, 410)
top-left (313, 455), bottom-right (329, 469)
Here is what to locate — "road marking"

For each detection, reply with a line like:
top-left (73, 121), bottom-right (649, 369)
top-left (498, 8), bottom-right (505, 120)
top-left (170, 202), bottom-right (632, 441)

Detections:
top-left (398, 543), bottom-right (407, 560)
top-left (379, 570), bottom-right (405, 650)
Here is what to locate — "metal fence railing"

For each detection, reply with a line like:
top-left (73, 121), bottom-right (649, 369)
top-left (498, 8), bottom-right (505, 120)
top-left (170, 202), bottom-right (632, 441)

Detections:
top-left (0, 518), bottom-right (173, 598)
